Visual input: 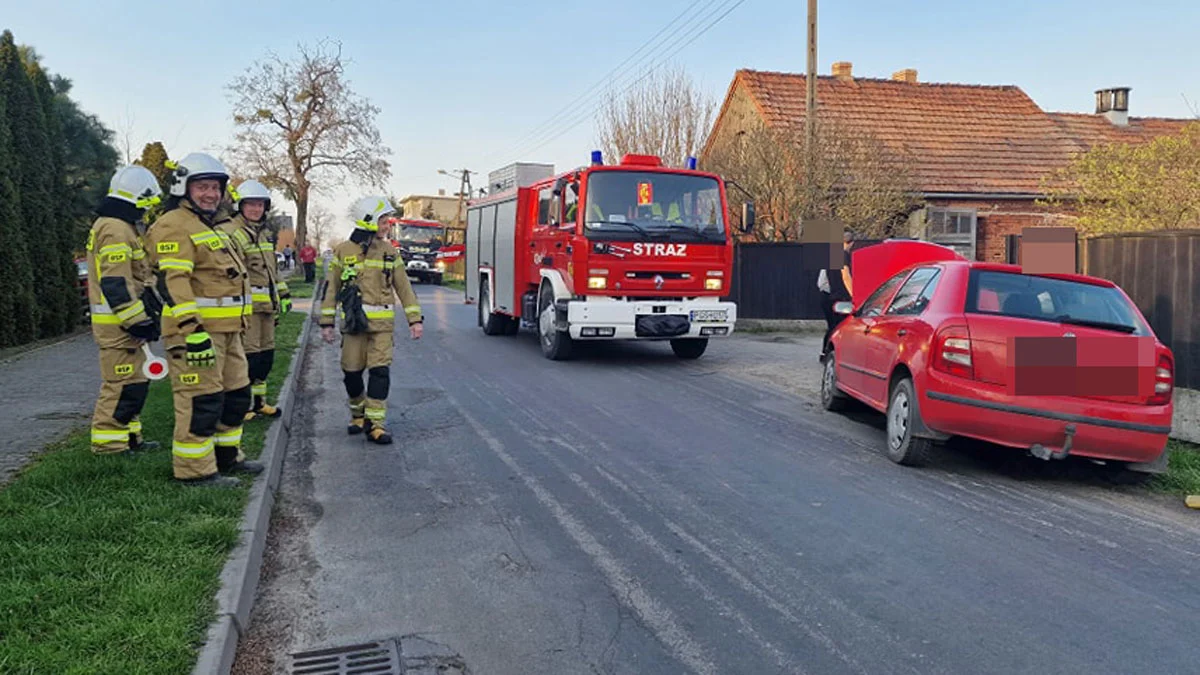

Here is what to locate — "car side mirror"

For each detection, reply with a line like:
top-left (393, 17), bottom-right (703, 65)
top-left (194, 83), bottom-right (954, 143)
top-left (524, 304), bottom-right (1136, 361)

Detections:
top-left (833, 301), bottom-right (853, 315)
top-left (741, 202), bottom-right (756, 233)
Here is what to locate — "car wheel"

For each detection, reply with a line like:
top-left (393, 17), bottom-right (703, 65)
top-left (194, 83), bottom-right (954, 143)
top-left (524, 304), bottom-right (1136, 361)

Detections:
top-left (820, 352), bottom-right (848, 412)
top-left (538, 285), bottom-right (574, 361)
top-left (885, 377), bottom-right (934, 466)
top-left (670, 338), bottom-right (708, 359)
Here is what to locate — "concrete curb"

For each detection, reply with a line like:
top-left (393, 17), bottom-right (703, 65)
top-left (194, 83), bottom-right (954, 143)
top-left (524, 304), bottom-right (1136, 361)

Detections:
top-left (737, 318), bottom-right (827, 334)
top-left (191, 306), bottom-right (315, 675)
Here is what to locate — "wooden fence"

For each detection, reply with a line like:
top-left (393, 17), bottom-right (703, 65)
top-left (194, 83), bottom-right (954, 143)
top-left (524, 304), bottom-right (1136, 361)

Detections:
top-left (1085, 230), bottom-right (1200, 389)
top-left (728, 241), bottom-right (881, 320)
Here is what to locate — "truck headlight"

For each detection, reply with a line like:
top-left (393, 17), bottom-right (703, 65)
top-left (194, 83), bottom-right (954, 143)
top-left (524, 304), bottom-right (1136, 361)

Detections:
top-left (587, 276), bottom-right (607, 290)
top-left (705, 278), bottom-right (722, 291)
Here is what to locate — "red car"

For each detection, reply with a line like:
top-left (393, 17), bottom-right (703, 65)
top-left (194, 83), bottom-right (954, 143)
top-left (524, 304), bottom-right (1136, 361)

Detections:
top-left (821, 241), bottom-right (1173, 478)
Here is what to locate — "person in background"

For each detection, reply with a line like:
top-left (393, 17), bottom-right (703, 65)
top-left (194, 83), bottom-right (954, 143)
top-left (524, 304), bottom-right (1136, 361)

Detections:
top-left (299, 242), bottom-right (318, 283)
top-left (282, 244), bottom-right (295, 270)
top-left (820, 229), bottom-right (855, 356)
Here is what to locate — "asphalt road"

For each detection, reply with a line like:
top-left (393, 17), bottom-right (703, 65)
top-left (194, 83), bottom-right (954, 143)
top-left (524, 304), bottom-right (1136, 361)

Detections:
top-left (244, 285), bottom-right (1200, 675)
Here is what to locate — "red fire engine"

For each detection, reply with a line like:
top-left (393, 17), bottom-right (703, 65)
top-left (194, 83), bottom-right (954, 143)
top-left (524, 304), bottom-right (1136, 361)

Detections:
top-left (466, 151), bottom-right (754, 361)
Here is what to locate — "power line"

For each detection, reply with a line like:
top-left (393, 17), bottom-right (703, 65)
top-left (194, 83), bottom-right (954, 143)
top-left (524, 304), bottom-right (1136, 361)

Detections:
top-left (479, 0), bottom-right (725, 166)
top-left (511, 0), bottom-right (747, 161)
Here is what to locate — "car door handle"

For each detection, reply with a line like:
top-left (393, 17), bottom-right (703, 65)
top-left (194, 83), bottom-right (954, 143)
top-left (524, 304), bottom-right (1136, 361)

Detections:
top-left (897, 329), bottom-right (907, 336)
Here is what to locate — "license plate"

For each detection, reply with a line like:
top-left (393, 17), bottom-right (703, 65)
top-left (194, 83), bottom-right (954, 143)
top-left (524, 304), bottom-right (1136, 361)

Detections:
top-left (690, 309), bottom-right (727, 323)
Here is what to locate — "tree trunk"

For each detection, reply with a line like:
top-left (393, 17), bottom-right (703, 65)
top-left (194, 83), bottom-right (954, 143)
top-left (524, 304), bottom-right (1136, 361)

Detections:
top-left (295, 185), bottom-right (309, 249)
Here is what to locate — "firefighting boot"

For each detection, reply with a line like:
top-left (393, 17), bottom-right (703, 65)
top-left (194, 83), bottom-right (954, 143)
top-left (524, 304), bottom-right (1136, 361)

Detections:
top-left (128, 435), bottom-right (161, 452)
top-left (244, 410), bottom-right (257, 423)
top-left (366, 424), bottom-right (394, 445)
top-left (255, 402), bottom-right (282, 418)
top-left (348, 418), bottom-right (366, 435)
top-left (215, 445), bottom-right (265, 475)
top-left (179, 473), bottom-right (241, 488)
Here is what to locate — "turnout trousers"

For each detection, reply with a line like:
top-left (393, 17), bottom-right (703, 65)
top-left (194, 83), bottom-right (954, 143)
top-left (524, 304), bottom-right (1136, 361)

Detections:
top-left (91, 342), bottom-right (150, 453)
top-left (167, 331), bottom-right (252, 480)
top-left (244, 312), bottom-right (276, 407)
top-left (340, 329), bottom-right (394, 426)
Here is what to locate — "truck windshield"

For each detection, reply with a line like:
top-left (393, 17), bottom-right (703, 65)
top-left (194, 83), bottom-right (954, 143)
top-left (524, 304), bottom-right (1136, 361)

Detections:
top-left (396, 226), bottom-right (441, 245)
top-left (582, 171), bottom-right (725, 242)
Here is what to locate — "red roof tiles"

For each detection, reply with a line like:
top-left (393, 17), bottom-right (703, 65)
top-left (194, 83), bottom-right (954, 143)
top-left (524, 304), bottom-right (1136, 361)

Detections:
top-left (717, 69), bottom-right (1192, 196)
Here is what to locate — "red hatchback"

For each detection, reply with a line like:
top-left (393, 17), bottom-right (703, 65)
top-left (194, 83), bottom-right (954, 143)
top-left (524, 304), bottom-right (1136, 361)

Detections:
top-left (821, 242), bottom-right (1174, 476)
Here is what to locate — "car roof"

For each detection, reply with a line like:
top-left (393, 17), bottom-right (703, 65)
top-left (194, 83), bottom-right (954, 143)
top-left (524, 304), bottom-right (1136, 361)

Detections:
top-left (932, 260), bottom-right (1118, 289)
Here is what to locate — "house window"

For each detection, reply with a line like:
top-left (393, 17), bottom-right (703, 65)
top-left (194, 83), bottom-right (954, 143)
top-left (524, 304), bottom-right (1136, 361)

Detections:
top-left (927, 209), bottom-right (975, 236)
top-left (925, 207), bottom-right (977, 260)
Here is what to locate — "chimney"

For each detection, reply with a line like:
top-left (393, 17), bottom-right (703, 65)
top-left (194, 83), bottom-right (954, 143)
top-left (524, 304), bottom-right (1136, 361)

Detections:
top-left (438, 188), bottom-right (446, 196)
top-left (832, 61), bottom-right (853, 80)
top-left (891, 68), bottom-right (918, 84)
top-left (1095, 87), bottom-right (1130, 126)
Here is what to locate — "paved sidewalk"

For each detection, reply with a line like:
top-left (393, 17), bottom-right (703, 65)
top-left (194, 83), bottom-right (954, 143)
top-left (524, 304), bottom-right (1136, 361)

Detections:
top-left (0, 333), bottom-right (101, 483)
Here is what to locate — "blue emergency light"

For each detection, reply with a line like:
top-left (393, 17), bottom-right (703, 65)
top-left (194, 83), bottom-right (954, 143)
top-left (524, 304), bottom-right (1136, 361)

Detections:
top-left (591, 150), bottom-right (603, 165)
top-left (686, 156), bottom-right (698, 170)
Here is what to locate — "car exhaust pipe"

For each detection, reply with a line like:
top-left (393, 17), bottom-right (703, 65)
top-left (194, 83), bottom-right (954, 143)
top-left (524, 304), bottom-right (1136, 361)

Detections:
top-left (1029, 424), bottom-right (1076, 461)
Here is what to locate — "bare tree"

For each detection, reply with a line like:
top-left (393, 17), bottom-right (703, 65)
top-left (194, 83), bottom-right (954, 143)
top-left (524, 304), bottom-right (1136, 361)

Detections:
top-left (705, 116), bottom-right (921, 241)
top-left (115, 106), bottom-right (138, 164)
top-left (226, 39), bottom-right (391, 248)
top-left (306, 204), bottom-right (335, 251)
top-left (596, 65), bottom-right (717, 168)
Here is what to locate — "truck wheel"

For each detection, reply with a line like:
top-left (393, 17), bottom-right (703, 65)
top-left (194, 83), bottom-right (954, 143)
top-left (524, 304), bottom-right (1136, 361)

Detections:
top-left (480, 282), bottom-right (505, 336)
top-left (885, 377), bottom-right (934, 467)
top-left (538, 285), bottom-right (573, 360)
top-left (670, 338), bottom-right (708, 359)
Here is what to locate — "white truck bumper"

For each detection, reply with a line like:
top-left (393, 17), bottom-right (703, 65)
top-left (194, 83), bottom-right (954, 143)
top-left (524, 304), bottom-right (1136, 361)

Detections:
top-left (564, 297), bottom-right (737, 340)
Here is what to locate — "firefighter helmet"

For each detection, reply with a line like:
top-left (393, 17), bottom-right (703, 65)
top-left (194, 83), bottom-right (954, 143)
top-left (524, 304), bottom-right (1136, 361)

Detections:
top-left (166, 152), bottom-right (229, 197)
top-left (351, 195), bottom-right (395, 232)
top-left (232, 179), bottom-right (272, 214)
top-left (107, 165), bottom-right (163, 210)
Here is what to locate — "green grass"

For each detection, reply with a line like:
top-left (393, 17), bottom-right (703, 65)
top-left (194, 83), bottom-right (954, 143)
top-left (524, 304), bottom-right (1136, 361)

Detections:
top-left (0, 312), bottom-right (306, 675)
top-left (445, 278), bottom-right (465, 291)
top-left (1153, 439), bottom-right (1200, 496)
top-left (286, 279), bottom-right (315, 299)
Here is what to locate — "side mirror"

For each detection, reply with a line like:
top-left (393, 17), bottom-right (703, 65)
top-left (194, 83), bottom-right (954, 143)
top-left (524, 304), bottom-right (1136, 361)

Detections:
top-left (833, 301), bottom-right (854, 315)
top-left (552, 177), bottom-right (567, 197)
top-left (741, 202), bottom-right (756, 233)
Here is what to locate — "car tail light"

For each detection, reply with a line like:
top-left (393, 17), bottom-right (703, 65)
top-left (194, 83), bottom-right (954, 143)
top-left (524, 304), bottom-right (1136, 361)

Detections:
top-left (1148, 352), bottom-right (1173, 406)
top-left (932, 324), bottom-right (974, 379)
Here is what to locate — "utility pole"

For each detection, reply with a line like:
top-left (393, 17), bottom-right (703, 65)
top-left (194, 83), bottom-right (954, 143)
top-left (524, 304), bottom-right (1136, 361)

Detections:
top-left (805, 0), bottom-right (818, 216)
top-left (438, 168), bottom-right (476, 243)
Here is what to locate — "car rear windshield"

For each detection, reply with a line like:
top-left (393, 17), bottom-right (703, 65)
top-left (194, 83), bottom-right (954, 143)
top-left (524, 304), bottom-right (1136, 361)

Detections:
top-left (966, 270), bottom-right (1149, 335)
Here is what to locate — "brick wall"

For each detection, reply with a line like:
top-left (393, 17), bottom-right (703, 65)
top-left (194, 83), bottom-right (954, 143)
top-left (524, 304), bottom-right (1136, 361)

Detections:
top-left (925, 197), bottom-right (1077, 261)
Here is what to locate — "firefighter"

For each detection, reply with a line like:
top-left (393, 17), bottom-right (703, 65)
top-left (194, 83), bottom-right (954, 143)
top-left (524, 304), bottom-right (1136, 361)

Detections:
top-left (319, 196), bottom-right (423, 445)
top-left (87, 165), bottom-right (164, 455)
top-left (222, 179), bottom-right (291, 421)
top-left (148, 152), bottom-right (263, 487)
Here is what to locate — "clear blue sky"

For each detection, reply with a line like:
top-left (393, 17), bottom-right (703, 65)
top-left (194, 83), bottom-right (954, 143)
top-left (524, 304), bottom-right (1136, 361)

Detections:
top-left (7, 0), bottom-right (1198, 236)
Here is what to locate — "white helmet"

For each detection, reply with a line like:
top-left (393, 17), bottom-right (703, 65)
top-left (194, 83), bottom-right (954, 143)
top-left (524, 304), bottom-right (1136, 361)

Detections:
top-left (166, 152), bottom-right (229, 198)
top-left (232, 179), bottom-right (272, 214)
top-left (107, 165), bottom-right (163, 209)
top-left (351, 195), bottom-right (395, 232)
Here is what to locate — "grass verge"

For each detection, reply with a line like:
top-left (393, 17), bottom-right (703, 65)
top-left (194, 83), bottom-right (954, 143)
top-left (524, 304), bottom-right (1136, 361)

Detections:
top-left (1153, 439), bottom-right (1200, 496)
top-left (286, 278), bottom-right (315, 299)
top-left (0, 311), bottom-right (306, 675)
top-left (445, 278), bottom-right (465, 292)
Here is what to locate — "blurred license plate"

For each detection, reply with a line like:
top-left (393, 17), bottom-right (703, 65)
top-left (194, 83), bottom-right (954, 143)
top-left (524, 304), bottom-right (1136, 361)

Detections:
top-left (690, 309), bottom-right (727, 323)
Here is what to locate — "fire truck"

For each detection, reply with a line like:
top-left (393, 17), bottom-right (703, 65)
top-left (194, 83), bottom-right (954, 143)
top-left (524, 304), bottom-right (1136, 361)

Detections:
top-left (389, 218), bottom-right (445, 285)
top-left (466, 152), bottom-right (755, 361)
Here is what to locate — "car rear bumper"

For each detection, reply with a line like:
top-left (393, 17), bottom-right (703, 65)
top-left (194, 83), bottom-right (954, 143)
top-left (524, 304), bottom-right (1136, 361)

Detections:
top-left (565, 297), bottom-right (737, 340)
top-left (920, 376), bottom-right (1172, 463)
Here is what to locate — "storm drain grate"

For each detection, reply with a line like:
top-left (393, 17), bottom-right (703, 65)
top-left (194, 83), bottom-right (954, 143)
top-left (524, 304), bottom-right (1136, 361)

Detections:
top-left (290, 638), bottom-right (402, 675)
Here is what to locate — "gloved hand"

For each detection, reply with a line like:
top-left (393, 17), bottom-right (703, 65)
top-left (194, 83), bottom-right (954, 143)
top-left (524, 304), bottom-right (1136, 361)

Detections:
top-left (126, 319), bottom-right (159, 342)
top-left (185, 331), bottom-right (217, 368)
top-left (279, 297), bottom-right (293, 314)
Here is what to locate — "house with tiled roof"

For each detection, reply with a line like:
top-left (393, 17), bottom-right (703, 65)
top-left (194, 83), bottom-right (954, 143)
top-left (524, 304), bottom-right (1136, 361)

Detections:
top-left (701, 63), bottom-right (1192, 261)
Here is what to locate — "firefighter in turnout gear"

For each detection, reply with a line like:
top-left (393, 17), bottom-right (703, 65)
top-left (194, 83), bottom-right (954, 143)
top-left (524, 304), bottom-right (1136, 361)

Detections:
top-left (222, 180), bottom-right (289, 421)
top-left (320, 196), bottom-right (423, 445)
top-left (148, 152), bottom-right (263, 487)
top-left (87, 165), bottom-right (164, 455)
